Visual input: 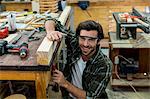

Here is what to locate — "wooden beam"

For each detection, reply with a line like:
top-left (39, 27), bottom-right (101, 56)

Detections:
top-left (36, 6), bottom-right (71, 65)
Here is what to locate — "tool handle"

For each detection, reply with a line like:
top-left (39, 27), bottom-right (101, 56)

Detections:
top-left (51, 64), bottom-right (59, 92)
top-left (134, 18), bottom-right (149, 27)
top-left (52, 83), bottom-right (59, 92)
top-left (49, 41), bottom-right (61, 92)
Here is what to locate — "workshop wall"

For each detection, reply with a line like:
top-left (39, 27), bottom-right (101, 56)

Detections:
top-left (1, 1), bottom-right (32, 11)
top-left (1, 0), bottom-right (150, 37)
top-left (67, 0), bottom-right (150, 38)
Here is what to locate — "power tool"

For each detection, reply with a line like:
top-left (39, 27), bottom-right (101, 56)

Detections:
top-left (0, 40), bottom-right (29, 58)
top-left (0, 27), bottom-right (9, 39)
top-left (113, 8), bottom-right (150, 40)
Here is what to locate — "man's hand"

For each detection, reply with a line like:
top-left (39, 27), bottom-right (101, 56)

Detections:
top-left (52, 70), bottom-right (68, 88)
top-left (46, 31), bottom-right (63, 41)
top-left (52, 70), bottom-right (86, 98)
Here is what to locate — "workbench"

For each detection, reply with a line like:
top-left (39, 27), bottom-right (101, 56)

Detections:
top-left (109, 32), bottom-right (150, 89)
top-left (0, 6), bottom-right (72, 99)
top-left (0, 31), bottom-right (50, 99)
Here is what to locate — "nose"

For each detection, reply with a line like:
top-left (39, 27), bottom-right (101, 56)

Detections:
top-left (83, 39), bottom-right (89, 46)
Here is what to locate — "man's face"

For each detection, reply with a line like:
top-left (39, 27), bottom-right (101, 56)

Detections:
top-left (79, 30), bottom-right (99, 58)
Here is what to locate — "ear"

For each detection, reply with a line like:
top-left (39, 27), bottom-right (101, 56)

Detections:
top-left (97, 39), bottom-right (101, 46)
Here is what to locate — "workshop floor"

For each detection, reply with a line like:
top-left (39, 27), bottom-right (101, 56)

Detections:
top-left (104, 81), bottom-right (150, 99)
top-left (1, 81), bottom-right (149, 99)
top-left (48, 82), bottom-right (150, 99)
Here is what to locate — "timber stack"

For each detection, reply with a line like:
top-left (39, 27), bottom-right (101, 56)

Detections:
top-left (39, 0), bottom-right (59, 13)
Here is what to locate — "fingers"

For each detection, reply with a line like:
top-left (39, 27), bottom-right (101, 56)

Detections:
top-left (49, 81), bottom-right (55, 86)
top-left (47, 31), bottom-right (62, 41)
top-left (52, 70), bottom-right (62, 78)
top-left (54, 69), bottom-right (62, 74)
top-left (52, 70), bottom-right (66, 87)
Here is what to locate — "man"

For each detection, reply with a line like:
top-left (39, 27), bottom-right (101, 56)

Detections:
top-left (45, 19), bottom-right (112, 99)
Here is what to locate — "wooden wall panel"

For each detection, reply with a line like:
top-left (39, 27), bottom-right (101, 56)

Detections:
top-left (69, 0), bottom-right (150, 38)
top-left (73, 6), bottom-right (109, 37)
top-left (2, 2), bottom-right (32, 11)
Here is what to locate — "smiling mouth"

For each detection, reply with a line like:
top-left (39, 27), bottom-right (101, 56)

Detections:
top-left (82, 47), bottom-right (90, 51)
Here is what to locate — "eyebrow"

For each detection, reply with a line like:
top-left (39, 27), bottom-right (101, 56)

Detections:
top-left (79, 36), bottom-right (98, 39)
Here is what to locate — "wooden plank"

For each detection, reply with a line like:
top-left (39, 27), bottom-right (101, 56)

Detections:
top-left (3, 34), bottom-right (18, 43)
top-left (39, 0), bottom-right (58, 13)
top-left (40, 7), bottom-right (58, 10)
top-left (40, 9), bottom-right (58, 12)
top-left (36, 6), bottom-right (71, 65)
top-left (39, 1), bottom-right (58, 5)
top-left (40, 4), bottom-right (58, 8)
top-left (40, 0), bottom-right (57, 2)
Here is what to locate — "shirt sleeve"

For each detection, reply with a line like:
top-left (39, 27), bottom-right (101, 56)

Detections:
top-left (45, 17), bottom-right (76, 38)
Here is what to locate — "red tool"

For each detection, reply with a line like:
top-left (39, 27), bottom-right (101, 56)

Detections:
top-left (0, 27), bottom-right (9, 39)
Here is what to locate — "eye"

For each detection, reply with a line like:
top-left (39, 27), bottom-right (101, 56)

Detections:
top-left (89, 38), bottom-right (96, 41)
top-left (79, 36), bottom-right (86, 40)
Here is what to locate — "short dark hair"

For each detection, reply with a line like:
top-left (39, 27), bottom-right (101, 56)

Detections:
top-left (76, 20), bottom-right (104, 40)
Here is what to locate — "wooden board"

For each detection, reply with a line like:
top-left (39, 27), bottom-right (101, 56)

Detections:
top-left (39, 0), bottom-right (59, 13)
top-left (36, 6), bottom-right (71, 65)
top-left (3, 33), bottom-right (18, 43)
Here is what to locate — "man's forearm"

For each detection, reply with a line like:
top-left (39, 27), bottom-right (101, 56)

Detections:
top-left (63, 80), bottom-right (86, 99)
top-left (45, 20), bottom-right (56, 33)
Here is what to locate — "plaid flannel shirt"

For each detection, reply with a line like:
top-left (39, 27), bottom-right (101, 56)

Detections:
top-left (46, 18), bottom-right (112, 99)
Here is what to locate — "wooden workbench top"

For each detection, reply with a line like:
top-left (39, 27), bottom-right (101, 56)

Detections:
top-left (0, 31), bottom-right (48, 71)
top-left (109, 32), bottom-right (150, 48)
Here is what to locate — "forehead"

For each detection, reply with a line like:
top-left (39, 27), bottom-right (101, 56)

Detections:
top-left (80, 30), bottom-right (98, 37)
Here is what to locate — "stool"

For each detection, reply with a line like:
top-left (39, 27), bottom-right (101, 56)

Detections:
top-left (4, 94), bottom-right (26, 99)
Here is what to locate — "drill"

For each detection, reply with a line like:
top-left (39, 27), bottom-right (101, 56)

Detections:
top-left (0, 40), bottom-right (29, 58)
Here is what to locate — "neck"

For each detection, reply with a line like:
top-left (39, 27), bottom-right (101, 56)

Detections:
top-left (82, 49), bottom-right (96, 61)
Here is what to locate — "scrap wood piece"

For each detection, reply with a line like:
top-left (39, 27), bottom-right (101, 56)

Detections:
top-left (24, 17), bottom-right (37, 29)
top-left (30, 18), bottom-right (45, 28)
top-left (16, 23), bottom-right (35, 30)
top-left (32, 18), bottom-right (45, 24)
top-left (0, 16), bottom-right (27, 23)
top-left (31, 24), bottom-right (43, 28)
top-left (31, 23), bottom-right (44, 25)
top-left (3, 33), bottom-right (18, 43)
top-left (24, 15), bottom-right (34, 23)
top-left (36, 6), bottom-right (71, 65)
